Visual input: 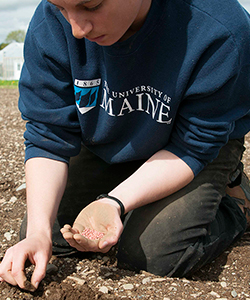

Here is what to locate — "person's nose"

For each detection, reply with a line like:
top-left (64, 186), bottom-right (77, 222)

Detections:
top-left (68, 13), bottom-right (93, 39)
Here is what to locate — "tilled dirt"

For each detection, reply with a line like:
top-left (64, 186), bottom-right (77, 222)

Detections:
top-left (0, 88), bottom-right (249, 300)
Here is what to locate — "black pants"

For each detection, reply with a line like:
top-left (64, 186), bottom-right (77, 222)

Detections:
top-left (21, 139), bottom-right (247, 277)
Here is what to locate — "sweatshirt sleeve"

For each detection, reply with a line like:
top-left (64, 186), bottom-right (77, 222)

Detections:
top-left (165, 27), bottom-right (250, 176)
top-left (18, 3), bottom-right (81, 164)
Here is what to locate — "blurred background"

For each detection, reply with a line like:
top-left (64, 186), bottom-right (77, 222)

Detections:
top-left (0, 0), bottom-right (250, 81)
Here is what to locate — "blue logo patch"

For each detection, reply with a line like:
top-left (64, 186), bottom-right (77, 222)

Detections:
top-left (74, 79), bottom-right (101, 114)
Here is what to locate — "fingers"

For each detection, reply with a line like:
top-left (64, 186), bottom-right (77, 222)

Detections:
top-left (61, 230), bottom-right (96, 251)
top-left (61, 227), bottom-right (119, 253)
top-left (60, 225), bottom-right (86, 250)
top-left (0, 237), bottom-right (52, 291)
top-left (61, 224), bottom-right (96, 251)
top-left (61, 230), bottom-right (84, 250)
top-left (0, 247), bottom-right (26, 288)
top-left (30, 254), bottom-right (48, 289)
top-left (0, 263), bottom-right (19, 286)
top-left (11, 254), bottom-right (30, 289)
top-left (60, 224), bottom-right (80, 235)
top-left (61, 225), bottom-right (105, 252)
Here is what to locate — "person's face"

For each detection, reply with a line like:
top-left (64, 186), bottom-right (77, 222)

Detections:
top-left (47, 0), bottom-right (152, 46)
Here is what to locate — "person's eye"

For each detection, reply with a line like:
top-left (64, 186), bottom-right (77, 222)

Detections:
top-left (53, 4), bottom-right (65, 12)
top-left (84, 3), bottom-right (102, 12)
top-left (57, 6), bottom-right (65, 12)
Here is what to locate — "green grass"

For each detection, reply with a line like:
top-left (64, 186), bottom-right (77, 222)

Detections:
top-left (0, 80), bottom-right (19, 88)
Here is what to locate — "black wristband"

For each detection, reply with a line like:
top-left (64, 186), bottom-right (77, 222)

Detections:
top-left (96, 194), bottom-right (125, 219)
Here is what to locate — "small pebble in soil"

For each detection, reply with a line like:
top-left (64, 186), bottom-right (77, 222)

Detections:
top-left (4, 232), bottom-right (12, 241)
top-left (122, 283), bottom-right (134, 290)
top-left (16, 183), bottom-right (26, 191)
top-left (231, 290), bottom-right (238, 298)
top-left (46, 264), bottom-right (58, 274)
top-left (81, 228), bottom-right (105, 240)
top-left (99, 286), bottom-right (109, 293)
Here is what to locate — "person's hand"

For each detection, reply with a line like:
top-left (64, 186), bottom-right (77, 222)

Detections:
top-left (0, 234), bottom-right (52, 291)
top-left (61, 200), bottom-right (123, 253)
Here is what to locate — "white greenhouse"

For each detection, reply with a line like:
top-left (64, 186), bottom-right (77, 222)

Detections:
top-left (0, 42), bottom-right (24, 80)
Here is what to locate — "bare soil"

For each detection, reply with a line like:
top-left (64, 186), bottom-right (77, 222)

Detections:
top-left (0, 88), bottom-right (249, 300)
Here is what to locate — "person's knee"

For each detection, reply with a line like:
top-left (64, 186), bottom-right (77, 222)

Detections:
top-left (115, 181), bottom-right (223, 276)
top-left (116, 207), bottom-right (207, 277)
top-left (117, 234), bottom-right (205, 277)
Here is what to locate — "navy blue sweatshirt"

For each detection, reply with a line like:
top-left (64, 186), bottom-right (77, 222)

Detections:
top-left (19, 0), bottom-right (250, 176)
